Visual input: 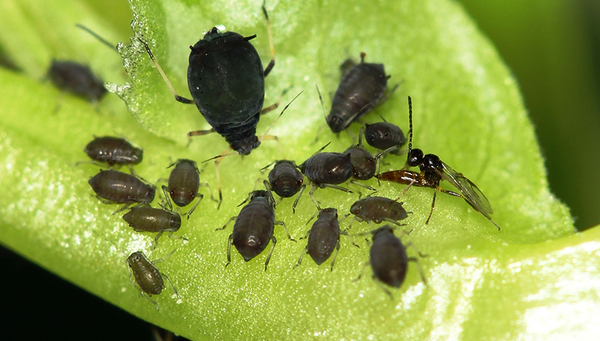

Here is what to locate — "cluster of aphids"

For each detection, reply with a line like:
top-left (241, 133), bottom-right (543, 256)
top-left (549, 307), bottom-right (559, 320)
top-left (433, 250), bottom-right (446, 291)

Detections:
top-left (83, 135), bottom-right (214, 308)
top-left (63, 3), bottom-right (500, 306)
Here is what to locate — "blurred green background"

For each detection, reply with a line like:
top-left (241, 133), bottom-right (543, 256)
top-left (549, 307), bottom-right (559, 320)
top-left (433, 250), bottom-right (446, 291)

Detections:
top-left (458, 0), bottom-right (600, 231)
top-left (0, 0), bottom-right (598, 339)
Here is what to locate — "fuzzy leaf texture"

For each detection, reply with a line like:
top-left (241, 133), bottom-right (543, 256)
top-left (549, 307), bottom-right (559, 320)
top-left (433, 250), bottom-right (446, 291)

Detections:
top-left (0, 0), bottom-right (598, 340)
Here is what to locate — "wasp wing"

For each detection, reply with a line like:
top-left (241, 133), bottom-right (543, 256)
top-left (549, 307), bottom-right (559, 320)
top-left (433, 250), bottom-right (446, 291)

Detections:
top-left (436, 162), bottom-right (494, 217)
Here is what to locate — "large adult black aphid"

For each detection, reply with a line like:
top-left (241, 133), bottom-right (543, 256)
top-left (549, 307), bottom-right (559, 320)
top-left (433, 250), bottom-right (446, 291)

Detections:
top-left (139, 2), bottom-right (276, 155)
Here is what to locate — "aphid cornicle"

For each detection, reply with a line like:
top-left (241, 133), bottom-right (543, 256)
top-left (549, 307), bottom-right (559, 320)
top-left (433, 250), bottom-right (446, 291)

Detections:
top-left (327, 52), bottom-right (396, 133)
top-left (355, 225), bottom-right (426, 298)
top-left (262, 160), bottom-right (306, 213)
top-left (376, 97), bottom-right (500, 230)
top-left (138, 1), bottom-right (276, 155)
top-left (47, 60), bottom-right (106, 102)
top-left (217, 190), bottom-right (294, 270)
top-left (122, 206), bottom-right (183, 248)
top-left (349, 196), bottom-right (409, 228)
top-left (162, 159), bottom-right (208, 219)
top-left (126, 251), bottom-right (179, 310)
top-left (83, 136), bottom-right (143, 167)
top-left (88, 169), bottom-right (155, 206)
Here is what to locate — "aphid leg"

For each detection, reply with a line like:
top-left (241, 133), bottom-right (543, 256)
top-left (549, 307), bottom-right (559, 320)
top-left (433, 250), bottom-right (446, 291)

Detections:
top-left (113, 203), bottom-right (134, 214)
top-left (184, 193), bottom-right (203, 219)
top-left (259, 85), bottom-right (292, 116)
top-left (345, 215), bottom-right (357, 231)
top-left (261, 0), bottom-right (275, 77)
top-left (264, 235), bottom-right (277, 271)
top-left (408, 257), bottom-right (427, 287)
top-left (329, 241), bottom-right (341, 271)
top-left (260, 103), bottom-right (279, 115)
top-left (216, 216), bottom-right (237, 231)
top-left (151, 248), bottom-right (177, 264)
top-left (161, 273), bottom-right (181, 301)
top-left (126, 260), bottom-right (134, 285)
top-left (198, 181), bottom-right (218, 203)
top-left (404, 241), bottom-right (428, 258)
top-left (167, 232), bottom-right (188, 243)
top-left (291, 184), bottom-right (306, 214)
top-left (374, 145), bottom-right (400, 160)
top-left (341, 229), bottom-right (360, 248)
top-left (142, 292), bottom-right (160, 310)
top-left (350, 179), bottom-right (376, 192)
top-left (93, 194), bottom-right (117, 206)
top-left (259, 134), bottom-right (285, 159)
top-left (151, 231), bottom-right (164, 250)
top-left (161, 185), bottom-right (174, 211)
top-left (293, 246), bottom-right (308, 269)
top-left (376, 82), bottom-right (401, 108)
top-left (213, 154), bottom-right (227, 209)
top-left (137, 38), bottom-right (193, 104)
top-left (298, 229), bottom-right (310, 241)
top-left (425, 188), bottom-right (438, 224)
top-left (320, 183), bottom-right (353, 194)
top-left (303, 211), bottom-right (320, 227)
top-left (275, 220), bottom-right (296, 242)
top-left (225, 234), bottom-right (233, 268)
top-left (373, 275), bottom-right (394, 300)
top-left (353, 261), bottom-right (369, 282)
top-left (308, 185), bottom-right (322, 210)
top-left (186, 128), bottom-right (216, 148)
top-left (383, 218), bottom-right (405, 227)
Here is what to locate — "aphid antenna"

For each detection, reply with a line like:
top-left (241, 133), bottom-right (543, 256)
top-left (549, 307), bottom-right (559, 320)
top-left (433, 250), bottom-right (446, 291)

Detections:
top-left (137, 38), bottom-right (194, 104)
top-left (406, 96), bottom-right (414, 163)
top-left (258, 90), bottom-right (303, 144)
top-left (261, 0), bottom-right (275, 76)
top-left (315, 84), bottom-right (327, 122)
top-left (260, 160), bottom-right (276, 173)
top-left (76, 24), bottom-right (117, 51)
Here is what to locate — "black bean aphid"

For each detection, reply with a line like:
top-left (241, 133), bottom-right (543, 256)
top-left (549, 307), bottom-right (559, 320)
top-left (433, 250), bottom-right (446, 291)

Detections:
top-left (47, 60), bottom-right (106, 102)
top-left (88, 169), bottom-right (155, 208)
top-left (294, 208), bottom-right (354, 271)
top-left (83, 136), bottom-right (143, 167)
top-left (161, 159), bottom-right (209, 219)
top-left (363, 120), bottom-right (406, 155)
top-left (355, 225), bottom-right (426, 298)
top-left (376, 97), bottom-right (500, 230)
top-left (216, 190), bottom-right (294, 270)
top-left (262, 160), bottom-right (306, 213)
top-left (343, 131), bottom-right (382, 191)
top-left (327, 52), bottom-right (397, 133)
top-left (349, 196), bottom-right (409, 228)
top-left (122, 206), bottom-right (183, 249)
top-left (298, 143), bottom-right (354, 209)
top-left (138, 1), bottom-right (275, 155)
top-left (126, 251), bottom-right (180, 309)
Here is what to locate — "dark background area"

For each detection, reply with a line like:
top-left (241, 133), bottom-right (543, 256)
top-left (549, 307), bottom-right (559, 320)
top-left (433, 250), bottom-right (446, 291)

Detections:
top-left (1, 0), bottom-right (599, 340)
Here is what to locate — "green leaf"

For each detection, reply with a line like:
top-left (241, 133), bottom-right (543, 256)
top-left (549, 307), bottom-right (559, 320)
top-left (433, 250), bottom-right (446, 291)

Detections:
top-left (1, 0), bottom-right (597, 340)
